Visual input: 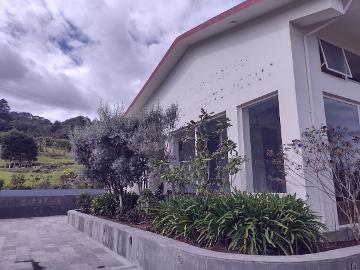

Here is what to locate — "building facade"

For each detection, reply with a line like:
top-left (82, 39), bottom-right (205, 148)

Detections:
top-left (127, 0), bottom-right (360, 231)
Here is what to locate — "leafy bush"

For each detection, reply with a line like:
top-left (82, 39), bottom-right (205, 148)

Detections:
top-left (138, 189), bottom-right (159, 212)
top-left (124, 206), bottom-right (146, 223)
top-left (35, 177), bottom-right (51, 189)
top-left (77, 192), bottom-right (93, 213)
top-left (151, 192), bottom-right (326, 255)
top-left (91, 193), bottom-right (117, 217)
top-left (10, 174), bottom-right (26, 189)
top-left (122, 192), bottom-right (140, 213)
top-left (0, 179), bottom-right (4, 190)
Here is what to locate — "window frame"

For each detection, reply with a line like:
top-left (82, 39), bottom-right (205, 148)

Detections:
top-left (241, 94), bottom-right (286, 194)
top-left (323, 94), bottom-right (360, 127)
top-left (319, 39), bottom-right (353, 79)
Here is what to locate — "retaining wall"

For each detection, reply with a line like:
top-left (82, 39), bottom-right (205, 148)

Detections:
top-left (68, 210), bottom-right (360, 270)
top-left (0, 189), bottom-right (104, 218)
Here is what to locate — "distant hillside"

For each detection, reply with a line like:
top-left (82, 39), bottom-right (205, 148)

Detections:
top-left (0, 98), bottom-right (90, 139)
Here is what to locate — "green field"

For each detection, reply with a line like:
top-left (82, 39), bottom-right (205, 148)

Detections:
top-left (0, 151), bottom-right (82, 188)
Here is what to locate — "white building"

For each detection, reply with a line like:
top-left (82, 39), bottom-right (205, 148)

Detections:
top-left (127, 0), bottom-right (360, 231)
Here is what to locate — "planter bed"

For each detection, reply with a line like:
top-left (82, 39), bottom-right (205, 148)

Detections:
top-left (68, 210), bottom-right (360, 270)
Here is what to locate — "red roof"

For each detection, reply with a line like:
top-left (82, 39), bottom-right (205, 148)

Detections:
top-left (126, 0), bottom-right (262, 113)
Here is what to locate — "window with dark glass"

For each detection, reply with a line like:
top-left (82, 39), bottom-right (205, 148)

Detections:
top-left (245, 96), bottom-right (286, 193)
top-left (324, 97), bottom-right (360, 225)
top-left (319, 40), bottom-right (351, 77)
top-left (319, 39), bottom-right (360, 83)
top-left (345, 50), bottom-right (360, 83)
top-left (205, 114), bottom-right (228, 190)
top-left (324, 98), bottom-right (360, 133)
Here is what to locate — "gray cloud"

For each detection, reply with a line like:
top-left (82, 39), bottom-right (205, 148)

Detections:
top-left (0, 0), bottom-right (241, 121)
top-left (0, 43), bottom-right (28, 80)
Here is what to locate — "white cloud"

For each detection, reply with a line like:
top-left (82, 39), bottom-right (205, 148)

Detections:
top-left (0, 0), bottom-right (241, 121)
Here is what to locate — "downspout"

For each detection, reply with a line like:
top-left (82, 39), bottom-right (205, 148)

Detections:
top-left (302, 0), bottom-right (353, 229)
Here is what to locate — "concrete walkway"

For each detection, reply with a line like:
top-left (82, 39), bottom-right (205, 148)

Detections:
top-left (0, 216), bottom-right (140, 270)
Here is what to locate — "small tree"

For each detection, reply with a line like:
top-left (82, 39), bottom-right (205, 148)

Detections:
top-left (71, 103), bottom-right (179, 209)
top-left (10, 174), bottom-right (26, 189)
top-left (1, 130), bottom-right (38, 167)
top-left (154, 109), bottom-right (245, 194)
top-left (268, 126), bottom-right (360, 241)
top-left (128, 105), bottom-right (179, 192)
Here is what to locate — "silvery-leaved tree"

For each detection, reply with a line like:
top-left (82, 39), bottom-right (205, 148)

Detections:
top-left (268, 126), bottom-right (360, 241)
top-left (71, 103), bottom-right (178, 209)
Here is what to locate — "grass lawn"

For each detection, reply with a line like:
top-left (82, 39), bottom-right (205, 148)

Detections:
top-left (0, 151), bottom-right (82, 188)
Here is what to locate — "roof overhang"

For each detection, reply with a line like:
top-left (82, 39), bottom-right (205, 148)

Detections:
top-left (126, 0), bottom-right (348, 114)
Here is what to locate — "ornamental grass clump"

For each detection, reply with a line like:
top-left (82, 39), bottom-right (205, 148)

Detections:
top-left (151, 192), bottom-right (326, 255)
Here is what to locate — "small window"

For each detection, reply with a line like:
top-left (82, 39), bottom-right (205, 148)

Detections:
top-left (345, 50), bottom-right (360, 83)
top-left (319, 39), bottom-right (352, 77)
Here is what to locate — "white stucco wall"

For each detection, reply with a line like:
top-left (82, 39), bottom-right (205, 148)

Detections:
top-left (144, 6), bottom-right (307, 197)
top-left (290, 10), bottom-right (360, 230)
top-left (141, 0), bottom-right (352, 230)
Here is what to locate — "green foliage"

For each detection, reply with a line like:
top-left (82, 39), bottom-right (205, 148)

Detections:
top-left (151, 192), bottom-right (326, 255)
top-left (77, 192), bottom-right (93, 213)
top-left (1, 130), bottom-right (38, 165)
top-left (137, 189), bottom-right (159, 212)
top-left (71, 103), bottom-right (179, 206)
top-left (0, 179), bottom-right (4, 190)
top-left (122, 192), bottom-right (140, 213)
top-left (0, 98), bottom-right (90, 139)
top-left (0, 99), bottom-right (12, 132)
top-left (91, 193), bottom-right (117, 217)
top-left (10, 174), bottom-right (26, 189)
top-left (36, 137), bottom-right (72, 152)
top-left (153, 109), bottom-right (245, 194)
top-left (34, 176), bottom-right (51, 189)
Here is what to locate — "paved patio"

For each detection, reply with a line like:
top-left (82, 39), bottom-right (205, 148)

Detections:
top-left (0, 216), bottom-right (140, 270)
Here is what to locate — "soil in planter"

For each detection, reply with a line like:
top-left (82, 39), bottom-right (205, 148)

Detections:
top-left (76, 210), bottom-right (360, 255)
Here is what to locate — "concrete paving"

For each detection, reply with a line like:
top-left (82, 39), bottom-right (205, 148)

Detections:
top-left (0, 216), bottom-right (141, 270)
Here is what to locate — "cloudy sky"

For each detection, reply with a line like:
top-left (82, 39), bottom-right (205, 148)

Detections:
top-left (0, 0), bottom-right (241, 122)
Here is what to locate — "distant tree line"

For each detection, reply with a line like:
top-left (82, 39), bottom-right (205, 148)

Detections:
top-left (1, 130), bottom-right (38, 168)
top-left (0, 98), bottom-right (90, 139)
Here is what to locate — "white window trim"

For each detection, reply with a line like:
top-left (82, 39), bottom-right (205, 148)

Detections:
top-left (319, 39), bottom-right (353, 79)
top-left (240, 93), bottom-right (285, 193)
top-left (324, 94), bottom-right (360, 129)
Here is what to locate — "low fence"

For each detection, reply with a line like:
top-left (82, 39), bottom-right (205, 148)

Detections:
top-left (0, 189), bottom-right (104, 218)
top-left (68, 210), bottom-right (360, 270)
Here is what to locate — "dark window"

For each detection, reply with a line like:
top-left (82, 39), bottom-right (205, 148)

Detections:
top-left (246, 96), bottom-right (286, 193)
top-left (324, 97), bottom-right (360, 225)
top-left (324, 97), bottom-right (359, 133)
top-left (345, 50), bottom-right (360, 83)
top-left (319, 40), bottom-right (351, 77)
top-left (205, 114), bottom-right (228, 190)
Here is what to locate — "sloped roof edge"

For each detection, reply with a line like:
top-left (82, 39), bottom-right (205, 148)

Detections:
top-left (126, 0), bottom-right (263, 114)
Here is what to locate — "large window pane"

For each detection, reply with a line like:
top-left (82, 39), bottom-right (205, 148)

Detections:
top-left (324, 97), bottom-right (360, 225)
top-left (319, 40), bottom-right (351, 76)
top-left (324, 98), bottom-right (360, 133)
top-left (246, 96), bottom-right (286, 193)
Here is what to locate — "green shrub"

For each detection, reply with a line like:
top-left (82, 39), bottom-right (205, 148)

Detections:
top-left (35, 177), bottom-right (51, 189)
top-left (91, 193), bottom-right (117, 217)
top-left (151, 192), bottom-right (326, 255)
top-left (138, 189), bottom-right (159, 212)
top-left (10, 174), bottom-right (26, 189)
top-left (0, 179), bottom-right (4, 190)
top-left (124, 206), bottom-right (146, 223)
top-left (122, 192), bottom-right (140, 213)
top-left (77, 192), bottom-right (93, 213)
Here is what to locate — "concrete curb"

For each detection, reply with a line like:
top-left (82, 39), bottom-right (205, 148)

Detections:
top-left (68, 210), bottom-right (360, 270)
